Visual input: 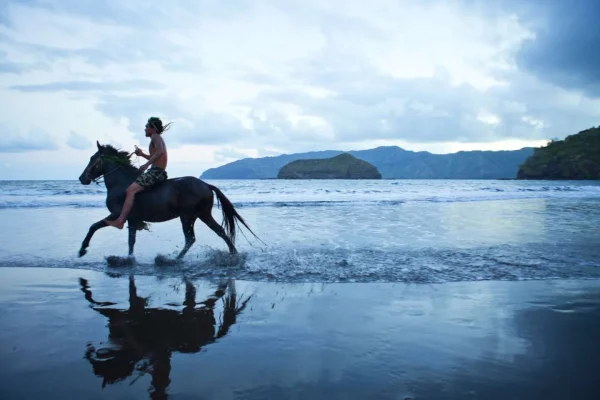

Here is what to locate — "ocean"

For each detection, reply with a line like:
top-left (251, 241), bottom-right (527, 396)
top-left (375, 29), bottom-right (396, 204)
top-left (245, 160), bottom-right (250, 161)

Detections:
top-left (3, 178), bottom-right (600, 399)
top-left (1, 178), bottom-right (600, 283)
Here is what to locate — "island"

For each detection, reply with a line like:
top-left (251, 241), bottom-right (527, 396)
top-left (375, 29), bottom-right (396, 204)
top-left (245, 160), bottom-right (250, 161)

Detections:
top-left (277, 153), bottom-right (382, 179)
top-left (516, 126), bottom-right (600, 180)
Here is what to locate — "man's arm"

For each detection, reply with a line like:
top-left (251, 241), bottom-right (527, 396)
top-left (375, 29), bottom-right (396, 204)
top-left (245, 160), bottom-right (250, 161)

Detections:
top-left (141, 134), bottom-right (165, 169)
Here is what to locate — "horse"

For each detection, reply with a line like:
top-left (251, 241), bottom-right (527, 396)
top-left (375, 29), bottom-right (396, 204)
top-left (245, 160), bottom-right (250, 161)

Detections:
top-left (77, 141), bottom-right (259, 263)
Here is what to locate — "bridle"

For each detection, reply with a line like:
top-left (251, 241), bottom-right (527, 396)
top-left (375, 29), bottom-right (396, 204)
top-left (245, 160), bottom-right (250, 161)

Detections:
top-left (85, 152), bottom-right (135, 185)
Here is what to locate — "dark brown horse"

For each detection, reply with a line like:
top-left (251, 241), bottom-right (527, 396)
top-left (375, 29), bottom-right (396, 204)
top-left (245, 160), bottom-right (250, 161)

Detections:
top-left (78, 141), bottom-right (259, 263)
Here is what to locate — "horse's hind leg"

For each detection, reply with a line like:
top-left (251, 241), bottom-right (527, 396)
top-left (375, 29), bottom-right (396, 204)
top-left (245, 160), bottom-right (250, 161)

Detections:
top-left (199, 214), bottom-right (237, 254)
top-left (176, 214), bottom-right (196, 260)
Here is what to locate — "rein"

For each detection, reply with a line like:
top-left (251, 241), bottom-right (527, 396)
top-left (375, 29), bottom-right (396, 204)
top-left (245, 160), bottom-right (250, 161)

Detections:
top-left (89, 152), bottom-right (136, 185)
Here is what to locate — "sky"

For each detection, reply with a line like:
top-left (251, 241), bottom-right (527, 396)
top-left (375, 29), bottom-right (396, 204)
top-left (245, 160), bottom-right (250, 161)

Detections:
top-left (1, 0), bottom-right (599, 179)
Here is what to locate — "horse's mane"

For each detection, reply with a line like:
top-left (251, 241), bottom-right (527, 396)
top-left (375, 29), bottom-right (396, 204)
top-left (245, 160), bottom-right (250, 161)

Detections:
top-left (100, 144), bottom-right (135, 168)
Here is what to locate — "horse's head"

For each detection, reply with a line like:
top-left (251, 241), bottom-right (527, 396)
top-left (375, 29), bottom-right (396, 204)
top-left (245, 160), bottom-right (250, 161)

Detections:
top-left (79, 141), bottom-right (134, 185)
top-left (79, 141), bottom-right (105, 185)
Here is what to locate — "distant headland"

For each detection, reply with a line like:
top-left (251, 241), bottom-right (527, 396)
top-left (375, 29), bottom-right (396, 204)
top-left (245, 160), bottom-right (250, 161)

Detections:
top-left (277, 153), bottom-right (382, 179)
top-left (517, 126), bottom-right (600, 180)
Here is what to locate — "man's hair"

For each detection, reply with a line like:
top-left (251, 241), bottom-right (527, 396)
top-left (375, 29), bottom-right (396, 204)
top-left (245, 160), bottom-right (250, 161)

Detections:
top-left (147, 117), bottom-right (173, 134)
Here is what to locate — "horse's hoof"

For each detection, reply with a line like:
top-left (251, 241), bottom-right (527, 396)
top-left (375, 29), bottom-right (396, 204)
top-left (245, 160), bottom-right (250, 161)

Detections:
top-left (106, 255), bottom-right (135, 267)
top-left (154, 254), bottom-right (179, 267)
top-left (78, 248), bottom-right (87, 257)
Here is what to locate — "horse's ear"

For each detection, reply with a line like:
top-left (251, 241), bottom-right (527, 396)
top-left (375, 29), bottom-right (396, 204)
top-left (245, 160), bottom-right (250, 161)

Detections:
top-left (96, 141), bottom-right (101, 151)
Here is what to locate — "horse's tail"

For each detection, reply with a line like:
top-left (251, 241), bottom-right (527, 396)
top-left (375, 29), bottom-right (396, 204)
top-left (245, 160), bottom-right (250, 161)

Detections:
top-left (208, 184), bottom-right (260, 246)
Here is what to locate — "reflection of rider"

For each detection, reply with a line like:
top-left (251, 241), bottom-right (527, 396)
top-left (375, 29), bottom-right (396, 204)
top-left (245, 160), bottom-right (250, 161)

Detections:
top-left (105, 117), bottom-right (172, 230)
top-left (80, 276), bottom-right (251, 398)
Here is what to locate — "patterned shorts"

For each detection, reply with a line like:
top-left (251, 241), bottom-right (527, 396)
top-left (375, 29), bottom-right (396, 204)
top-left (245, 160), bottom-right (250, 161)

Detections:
top-left (135, 166), bottom-right (168, 189)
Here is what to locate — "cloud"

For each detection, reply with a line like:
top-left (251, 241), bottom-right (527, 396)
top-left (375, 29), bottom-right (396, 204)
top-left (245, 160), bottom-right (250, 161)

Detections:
top-left (95, 95), bottom-right (251, 147)
top-left (66, 131), bottom-right (91, 150)
top-left (0, 61), bottom-right (24, 74)
top-left (0, 0), bottom-right (599, 178)
top-left (0, 126), bottom-right (58, 153)
top-left (459, 0), bottom-right (600, 96)
top-left (246, 70), bottom-right (600, 149)
top-left (214, 148), bottom-right (252, 163)
top-left (10, 79), bottom-right (164, 93)
top-left (514, 0), bottom-right (600, 96)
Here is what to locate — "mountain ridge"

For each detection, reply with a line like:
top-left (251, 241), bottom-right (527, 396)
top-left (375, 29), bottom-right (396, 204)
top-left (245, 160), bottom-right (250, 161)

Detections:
top-left (201, 145), bottom-right (535, 179)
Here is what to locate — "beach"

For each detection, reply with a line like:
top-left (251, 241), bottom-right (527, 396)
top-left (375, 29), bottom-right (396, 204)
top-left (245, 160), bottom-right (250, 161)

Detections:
top-left (1, 179), bottom-right (600, 399)
top-left (1, 267), bottom-right (600, 399)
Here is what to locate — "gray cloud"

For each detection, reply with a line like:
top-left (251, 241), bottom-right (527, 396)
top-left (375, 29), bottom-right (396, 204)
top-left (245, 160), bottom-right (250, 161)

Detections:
top-left (10, 79), bottom-right (164, 92)
top-left (7, 0), bottom-right (137, 25)
top-left (33, 0), bottom-right (600, 153)
top-left (0, 128), bottom-right (58, 153)
top-left (66, 131), bottom-right (91, 150)
top-left (460, 0), bottom-right (600, 97)
top-left (256, 148), bottom-right (282, 157)
top-left (515, 0), bottom-right (600, 97)
top-left (0, 4), bottom-right (208, 73)
top-left (6, 37), bottom-right (195, 71)
top-left (169, 114), bottom-right (251, 147)
top-left (214, 148), bottom-right (251, 162)
top-left (95, 95), bottom-right (251, 147)
top-left (248, 59), bottom-right (595, 148)
top-left (93, 63), bottom-right (599, 154)
top-left (0, 61), bottom-right (24, 74)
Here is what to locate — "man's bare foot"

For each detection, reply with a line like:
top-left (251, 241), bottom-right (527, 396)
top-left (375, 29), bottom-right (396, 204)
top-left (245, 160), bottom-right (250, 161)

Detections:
top-left (105, 219), bottom-right (125, 229)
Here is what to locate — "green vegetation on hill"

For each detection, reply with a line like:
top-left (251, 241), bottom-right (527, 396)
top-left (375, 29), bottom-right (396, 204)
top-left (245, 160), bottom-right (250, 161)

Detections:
top-left (277, 153), bottom-right (382, 179)
top-left (201, 146), bottom-right (534, 179)
top-left (517, 126), bottom-right (600, 180)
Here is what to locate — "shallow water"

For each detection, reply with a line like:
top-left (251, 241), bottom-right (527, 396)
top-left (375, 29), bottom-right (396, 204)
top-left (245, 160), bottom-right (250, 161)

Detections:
top-left (1, 179), bottom-right (600, 283)
top-left (1, 268), bottom-right (599, 399)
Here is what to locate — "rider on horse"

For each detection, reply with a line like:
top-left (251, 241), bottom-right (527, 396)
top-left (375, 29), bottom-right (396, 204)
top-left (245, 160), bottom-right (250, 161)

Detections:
top-left (105, 117), bottom-right (172, 229)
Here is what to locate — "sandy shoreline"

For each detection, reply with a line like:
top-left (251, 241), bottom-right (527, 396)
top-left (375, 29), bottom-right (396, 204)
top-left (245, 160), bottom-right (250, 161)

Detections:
top-left (1, 267), bottom-right (599, 399)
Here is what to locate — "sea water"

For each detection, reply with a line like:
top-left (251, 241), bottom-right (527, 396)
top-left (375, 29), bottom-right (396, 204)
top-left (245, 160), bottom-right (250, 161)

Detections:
top-left (1, 179), bottom-right (599, 283)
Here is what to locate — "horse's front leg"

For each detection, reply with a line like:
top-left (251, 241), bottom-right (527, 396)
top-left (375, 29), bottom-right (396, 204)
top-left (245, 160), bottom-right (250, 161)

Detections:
top-left (79, 214), bottom-right (114, 257)
top-left (128, 223), bottom-right (137, 257)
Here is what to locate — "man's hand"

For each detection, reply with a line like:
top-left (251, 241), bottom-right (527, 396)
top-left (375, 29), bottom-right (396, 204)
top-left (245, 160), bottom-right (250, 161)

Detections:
top-left (134, 146), bottom-right (144, 157)
top-left (139, 163), bottom-right (150, 173)
top-left (135, 145), bottom-right (152, 160)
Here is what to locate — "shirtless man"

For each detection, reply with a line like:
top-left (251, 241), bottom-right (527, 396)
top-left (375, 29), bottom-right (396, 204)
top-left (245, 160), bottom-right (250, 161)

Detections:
top-left (105, 117), bottom-right (171, 229)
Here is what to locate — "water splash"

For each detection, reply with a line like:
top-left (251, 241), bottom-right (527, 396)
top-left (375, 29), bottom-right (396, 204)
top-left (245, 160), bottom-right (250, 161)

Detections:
top-left (2, 243), bottom-right (599, 284)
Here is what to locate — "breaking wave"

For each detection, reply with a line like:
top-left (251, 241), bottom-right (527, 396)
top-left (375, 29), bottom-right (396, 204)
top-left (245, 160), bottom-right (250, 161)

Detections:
top-left (2, 180), bottom-right (600, 209)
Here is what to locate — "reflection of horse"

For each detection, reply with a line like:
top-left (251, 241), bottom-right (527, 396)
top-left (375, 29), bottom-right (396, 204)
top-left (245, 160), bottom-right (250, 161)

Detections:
top-left (79, 276), bottom-right (251, 399)
top-left (77, 142), bottom-right (261, 263)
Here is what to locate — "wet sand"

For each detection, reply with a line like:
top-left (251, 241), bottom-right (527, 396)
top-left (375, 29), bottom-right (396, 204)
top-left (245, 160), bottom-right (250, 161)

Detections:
top-left (1, 267), bottom-right (599, 399)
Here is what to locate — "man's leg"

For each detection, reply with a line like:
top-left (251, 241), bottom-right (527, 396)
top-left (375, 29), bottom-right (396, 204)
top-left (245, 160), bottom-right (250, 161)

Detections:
top-left (105, 183), bottom-right (145, 229)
